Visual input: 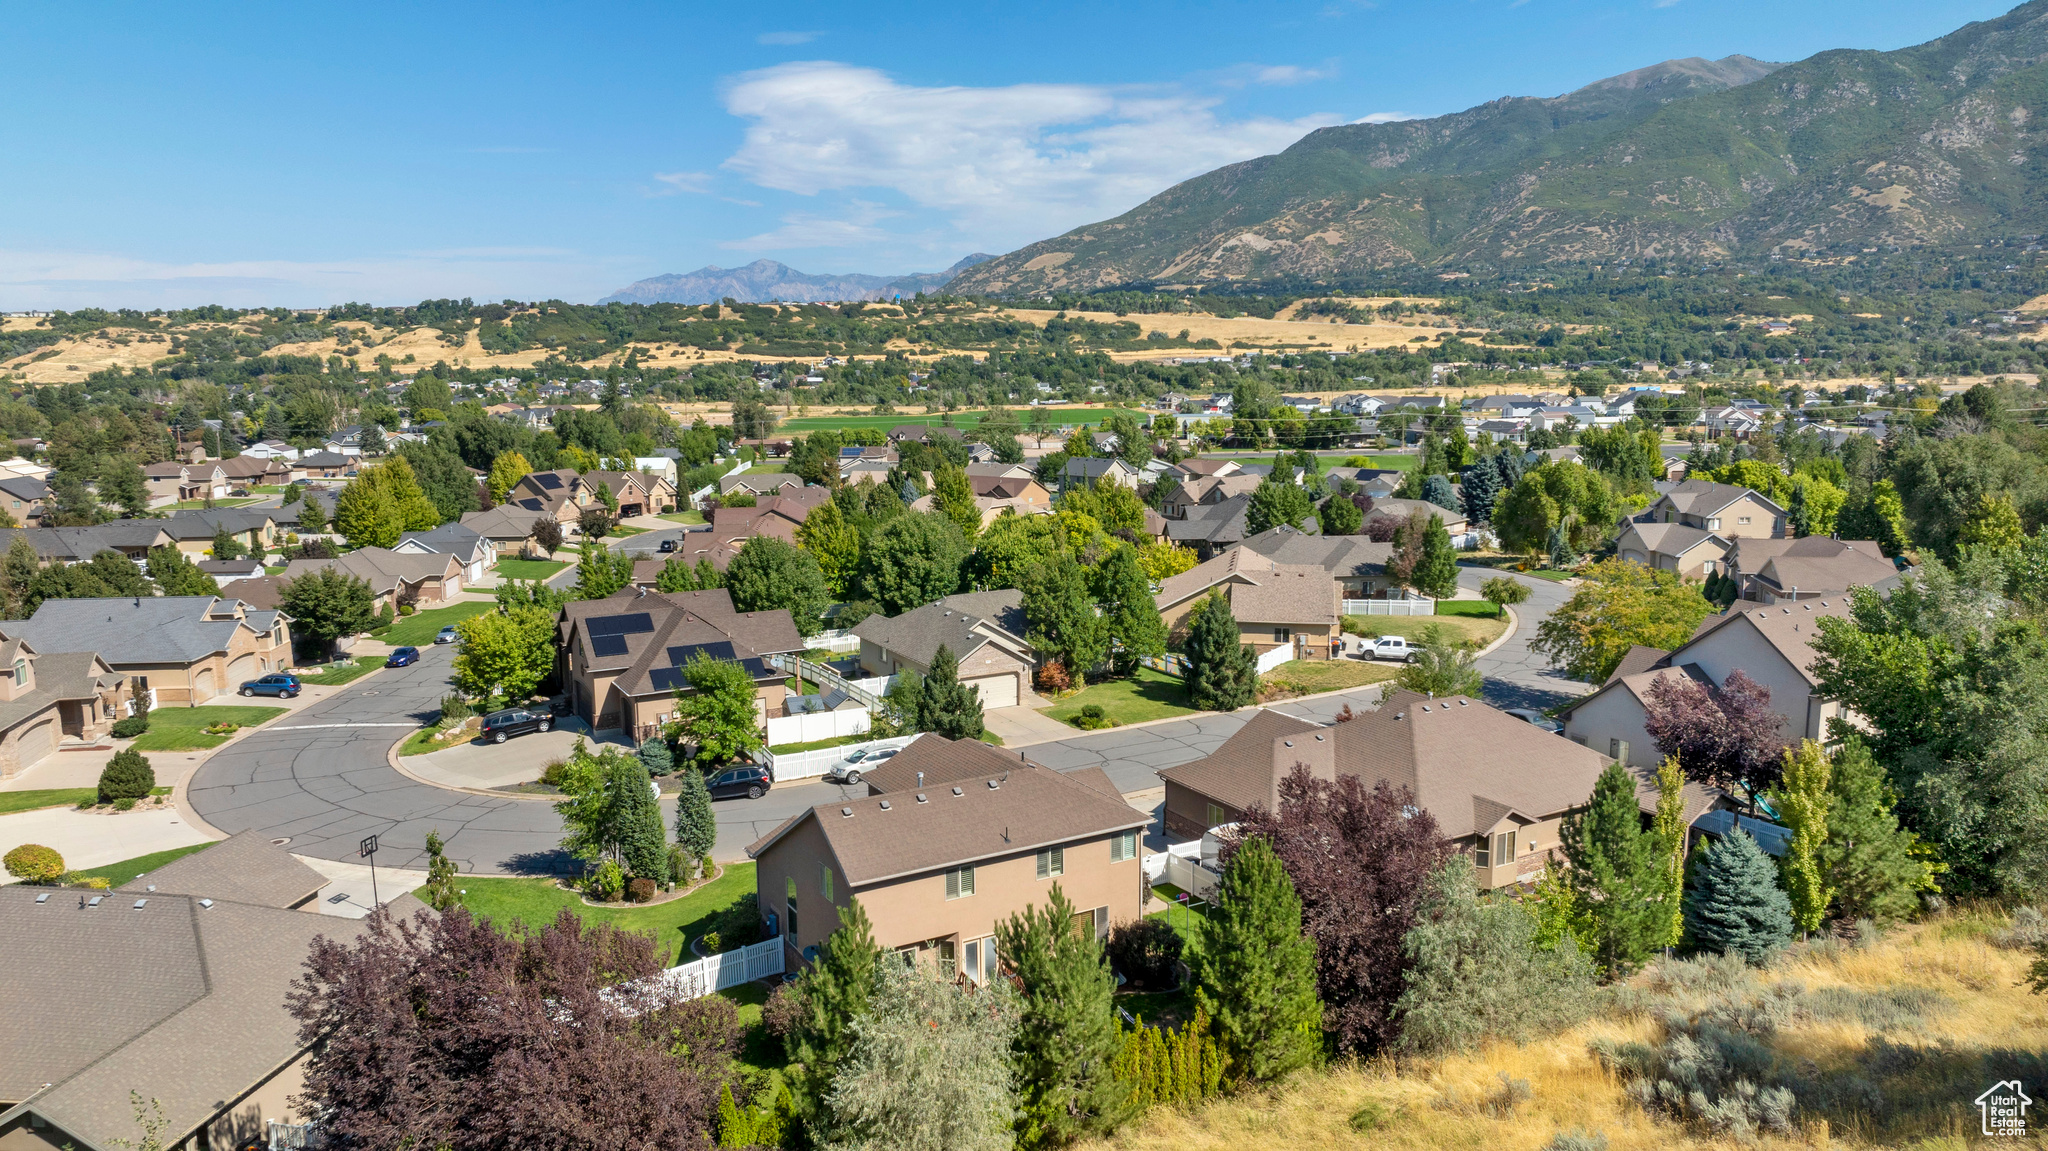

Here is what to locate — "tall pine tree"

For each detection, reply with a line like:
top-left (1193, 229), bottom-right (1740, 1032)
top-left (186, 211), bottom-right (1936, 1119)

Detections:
top-left (918, 644), bottom-right (985, 741)
top-left (1412, 514), bottom-right (1459, 599)
top-left (1183, 593), bottom-right (1258, 711)
top-left (1194, 836), bottom-right (1322, 1082)
top-left (672, 761), bottom-right (717, 862)
top-left (1683, 830), bottom-right (1794, 965)
top-left (1561, 761), bottom-right (1661, 977)
top-left (611, 754), bottom-right (668, 883)
top-left (1460, 459), bottom-right (1502, 525)
top-left (788, 899), bottom-right (884, 1133)
top-left (995, 885), bottom-right (1131, 1148)
top-left (1094, 544), bottom-right (1167, 676)
top-left (1821, 737), bottom-right (1935, 922)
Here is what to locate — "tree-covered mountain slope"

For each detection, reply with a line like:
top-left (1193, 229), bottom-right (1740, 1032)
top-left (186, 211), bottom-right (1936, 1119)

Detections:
top-left (954, 1), bottom-right (2048, 293)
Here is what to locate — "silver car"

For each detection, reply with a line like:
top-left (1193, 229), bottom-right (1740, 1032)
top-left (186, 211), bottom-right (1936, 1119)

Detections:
top-left (823, 746), bottom-right (898, 785)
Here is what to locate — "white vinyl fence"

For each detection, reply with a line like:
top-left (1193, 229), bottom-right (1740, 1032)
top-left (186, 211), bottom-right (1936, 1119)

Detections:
top-left (1341, 597), bottom-right (1436, 616)
top-left (1253, 645), bottom-right (1295, 675)
top-left (1155, 851), bottom-right (1221, 902)
top-left (764, 707), bottom-right (871, 747)
top-left (765, 733), bottom-right (915, 780)
top-left (653, 937), bottom-right (786, 1001)
top-left (807, 629), bottom-right (862, 654)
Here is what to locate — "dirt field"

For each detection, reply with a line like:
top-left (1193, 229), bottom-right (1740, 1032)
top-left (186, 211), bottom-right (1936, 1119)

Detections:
top-left (993, 306), bottom-right (1452, 359)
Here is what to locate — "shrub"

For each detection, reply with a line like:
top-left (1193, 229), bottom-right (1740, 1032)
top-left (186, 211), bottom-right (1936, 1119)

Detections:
top-left (709, 891), bottom-right (764, 948)
top-left (1993, 906), bottom-right (2048, 950)
top-left (97, 749), bottom-right (156, 804)
top-left (590, 858), bottom-right (624, 902)
top-left (539, 758), bottom-right (569, 788)
top-left (4, 843), bottom-right (64, 883)
top-left (1544, 1131), bottom-right (1609, 1151)
top-left (1070, 703), bottom-right (1117, 730)
top-left (1034, 658), bottom-right (1072, 694)
top-left (1113, 1007), bottom-right (1225, 1111)
top-left (702, 931), bottom-right (722, 953)
top-left (627, 877), bottom-right (656, 904)
top-left (1106, 918), bottom-right (1183, 990)
top-left (440, 694), bottom-right (472, 723)
top-left (113, 796), bottom-right (137, 811)
top-left (110, 716), bottom-right (149, 739)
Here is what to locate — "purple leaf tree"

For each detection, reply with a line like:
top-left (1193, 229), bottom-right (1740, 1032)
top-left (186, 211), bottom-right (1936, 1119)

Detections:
top-left (1643, 668), bottom-right (1787, 808)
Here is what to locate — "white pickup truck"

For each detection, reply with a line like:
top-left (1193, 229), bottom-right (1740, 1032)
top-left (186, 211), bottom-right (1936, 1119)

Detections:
top-left (1365, 635), bottom-right (1417, 662)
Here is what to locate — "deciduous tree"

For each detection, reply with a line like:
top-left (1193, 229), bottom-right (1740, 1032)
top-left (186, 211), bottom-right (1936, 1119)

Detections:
top-left (1245, 475), bottom-right (1313, 536)
top-left (277, 568), bottom-right (376, 658)
top-left (1530, 558), bottom-right (1713, 682)
top-left (1643, 668), bottom-right (1787, 804)
top-left (668, 654), bottom-right (764, 768)
top-left (726, 535), bottom-right (830, 636)
top-left (857, 512), bottom-right (968, 616)
top-left (147, 546), bottom-right (221, 597)
top-left (1093, 544), bottom-right (1166, 676)
top-left (452, 606), bottom-right (556, 703)
top-left (1772, 739), bottom-right (1833, 936)
top-left (796, 501), bottom-right (863, 598)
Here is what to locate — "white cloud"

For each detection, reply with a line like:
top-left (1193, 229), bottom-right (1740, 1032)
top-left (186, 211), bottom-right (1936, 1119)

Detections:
top-left (1253, 64), bottom-right (1332, 86)
top-left (757, 31), bottom-right (820, 45)
top-left (720, 201), bottom-right (903, 251)
top-left (1354, 111), bottom-right (1418, 124)
top-left (650, 171), bottom-right (714, 195)
top-left (715, 61), bottom-right (1340, 250)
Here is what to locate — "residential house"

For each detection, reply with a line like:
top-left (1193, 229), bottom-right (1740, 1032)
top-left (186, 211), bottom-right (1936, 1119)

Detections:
top-left (967, 474), bottom-right (1052, 519)
top-left (853, 590), bottom-right (1034, 710)
top-left (1237, 526), bottom-right (1403, 600)
top-left (0, 475), bottom-right (49, 523)
top-left (629, 538), bottom-right (743, 587)
top-left (144, 460), bottom-right (229, 504)
top-left (1560, 599), bottom-right (1853, 767)
top-left (0, 834), bottom-right (429, 1151)
top-left (557, 587), bottom-right (803, 741)
top-left (633, 456), bottom-right (679, 486)
top-left (0, 632), bottom-right (126, 779)
top-left (581, 469), bottom-right (670, 517)
top-left (1640, 481), bottom-right (1786, 540)
top-left (838, 458), bottom-right (895, 487)
top-left (240, 440), bottom-right (300, 461)
top-left (321, 425), bottom-right (369, 455)
top-left (162, 509), bottom-right (279, 557)
top-left (889, 425), bottom-right (967, 446)
top-left (395, 523), bottom-right (497, 584)
top-left (1614, 521), bottom-right (1732, 580)
top-left (965, 461), bottom-right (1035, 483)
top-left (281, 547), bottom-right (466, 608)
top-left (272, 489), bottom-right (339, 536)
top-left (1175, 458), bottom-right (1243, 479)
top-left (290, 451), bottom-right (355, 480)
top-left (1725, 536), bottom-right (1900, 604)
top-left (1475, 418), bottom-right (1528, 443)
top-left (747, 748), bottom-right (1147, 976)
top-left (6, 595), bottom-right (291, 706)
top-left (1154, 547), bottom-right (1340, 660)
top-left (1162, 474), bottom-right (1261, 518)
top-left (719, 471), bottom-right (805, 498)
top-left (1160, 494), bottom-right (1255, 560)
top-left (1466, 395), bottom-right (1545, 418)
top-left (196, 558), bottom-right (265, 587)
top-left (1157, 692), bottom-right (1611, 889)
top-left (0, 523), bottom-right (175, 566)
top-left (1704, 406), bottom-right (1764, 438)
top-left (505, 468), bottom-right (585, 522)
top-left (217, 454), bottom-right (294, 489)
top-left (1056, 458), bottom-right (1140, 490)
top-left (459, 505), bottom-right (554, 558)
top-left (1366, 497), bottom-right (1470, 536)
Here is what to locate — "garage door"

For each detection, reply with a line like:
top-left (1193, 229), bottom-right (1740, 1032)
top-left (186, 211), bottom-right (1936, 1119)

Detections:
top-left (227, 654), bottom-right (257, 686)
top-left (965, 674), bottom-right (1018, 710)
top-left (17, 718), bottom-right (55, 770)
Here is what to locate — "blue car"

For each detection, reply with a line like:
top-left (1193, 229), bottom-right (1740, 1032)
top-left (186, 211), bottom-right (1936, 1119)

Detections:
top-left (386, 646), bottom-right (421, 668)
top-left (239, 673), bottom-right (301, 699)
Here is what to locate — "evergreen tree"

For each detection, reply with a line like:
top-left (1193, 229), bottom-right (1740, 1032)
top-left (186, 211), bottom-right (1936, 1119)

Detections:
top-left (1821, 738), bottom-right (1934, 922)
top-left (995, 885), bottom-right (1130, 1148)
top-left (637, 737), bottom-right (674, 777)
top-left (1182, 593), bottom-right (1258, 711)
top-left (1787, 482), bottom-right (1812, 538)
top-left (1412, 514), bottom-right (1459, 599)
top-left (1547, 522), bottom-right (1579, 569)
top-left (1561, 762), bottom-right (1661, 977)
top-left (1683, 830), bottom-right (1794, 965)
top-left (1420, 473), bottom-right (1459, 513)
top-left (1093, 544), bottom-right (1167, 676)
top-left (422, 829), bottom-right (461, 911)
top-left (788, 899), bottom-right (885, 1131)
top-left (1317, 493), bottom-right (1363, 536)
top-left (211, 523), bottom-right (244, 560)
top-left (919, 645), bottom-right (986, 741)
top-left (333, 471), bottom-right (402, 548)
top-left (1193, 836), bottom-right (1322, 1082)
top-left (1021, 552), bottom-right (1109, 675)
top-left (821, 958), bottom-right (1018, 1151)
top-left (610, 754), bottom-right (667, 883)
top-left (672, 761), bottom-right (717, 861)
top-left (1460, 459), bottom-right (1503, 525)
top-left (1772, 740), bottom-right (1833, 936)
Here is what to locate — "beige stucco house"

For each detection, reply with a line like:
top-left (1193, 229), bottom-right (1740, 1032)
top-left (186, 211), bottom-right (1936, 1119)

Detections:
top-left (557, 587), bottom-right (804, 742)
top-left (5, 595), bottom-right (291, 708)
top-left (1155, 547), bottom-right (1340, 660)
top-left (1641, 480), bottom-right (1786, 539)
top-left (0, 634), bottom-right (126, 780)
top-left (852, 590), bottom-right (1034, 710)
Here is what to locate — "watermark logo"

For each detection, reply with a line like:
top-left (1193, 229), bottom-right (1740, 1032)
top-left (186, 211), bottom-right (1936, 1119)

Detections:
top-left (1975, 1080), bottom-right (2031, 1137)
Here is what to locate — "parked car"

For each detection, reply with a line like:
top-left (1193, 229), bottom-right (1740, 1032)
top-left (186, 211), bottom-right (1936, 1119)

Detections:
top-left (658, 538), bottom-right (678, 553)
top-left (1365, 636), bottom-right (1416, 662)
top-left (480, 707), bottom-right (553, 743)
top-left (706, 765), bottom-right (773, 800)
top-left (823, 746), bottom-right (898, 785)
top-left (434, 626), bottom-right (459, 645)
top-left (1503, 707), bottom-right (1564, 734)
top-left (386, 646), bottom-right (421, 667)
top-left (239, 673), bottom-right (301, 699)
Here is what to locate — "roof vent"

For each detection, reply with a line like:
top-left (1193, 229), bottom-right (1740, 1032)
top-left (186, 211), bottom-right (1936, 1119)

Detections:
top-left (145, 885), bottom-right (156, 892)
top-left (952, 786), bottom-right (964, 796)
top-left (1314, 734), bottom-right (1325, 742)
top-left (917, 771), bottom-right (925, 787)
top-left (1282, 740), bottom-right (1293, 747)
top-left (840, 806), bottom-right (853, 818)
top-left (132, 899), bottom-right (147, 909)
top-left (1420, 704), bottom-right (1430, 712)
top-left (198, 899), bottom-right (213, 909)
top-left (879, 800), bottom-right (892, 810)
top-left (1394, 712), bottom-right (1405, 721)
top-left (34, 892), bottom-right (48, 903)
top-left (988, 778), bottom-right (1000, 789)
top-left (916, 793), bottom-right (928, 804)
top-left (88, 896), bottom-right (103, 907)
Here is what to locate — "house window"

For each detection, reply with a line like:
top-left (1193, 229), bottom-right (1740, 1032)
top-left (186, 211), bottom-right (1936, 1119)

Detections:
top-left (821, 865), bottom-right (834, 901)
top-left (938, 939), bottom-right (958, 979)
top-left (1036, 847), bottom-right (1064, 879)
top-left (1110, 829), bottom-right (1138, 863)
top-left (963, 937), bottom-right (984, 985)
top-left (786, 875), bottom-right (798, 941)
top-left (1274, 627), bottom-right (1292, 642)
top-left (1205, 803), bottom-right (1225, 827)
top-left (1707, 518), bottom-right (1721, 529)
top-left (1476, 830), bottom-right (1517, 870)
top-left (1737, 516), bottom-right (1752, 525)
top-left (945, 866), bottom-right (976, 899)
top-left (11, 659), bottom-right (22, 682)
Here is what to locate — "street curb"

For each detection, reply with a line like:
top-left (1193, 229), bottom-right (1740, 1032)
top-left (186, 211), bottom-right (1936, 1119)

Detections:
top-left (1474, 603), bottom-right (1520, 661)
top-left (386, 731), bottom-right (556, 802)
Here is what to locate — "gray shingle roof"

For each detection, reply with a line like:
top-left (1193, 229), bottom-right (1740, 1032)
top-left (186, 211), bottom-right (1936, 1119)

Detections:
top-left (8, 596), bottom-right (258, 665)
top-left (852, 590), bottom-right (1029, 668)
top-left (398, 523), bottom-right (491, 564)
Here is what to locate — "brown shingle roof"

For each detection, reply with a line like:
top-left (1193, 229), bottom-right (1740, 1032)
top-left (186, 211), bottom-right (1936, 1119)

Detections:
top-left (749, 761), bottom-right (1149, 886)
top-left (116, 830), bottom-right (328, 909)
top-left (860, 733), bottom-right (1035, 794)
top-left (1156, 710), bottom-right (1321, 812)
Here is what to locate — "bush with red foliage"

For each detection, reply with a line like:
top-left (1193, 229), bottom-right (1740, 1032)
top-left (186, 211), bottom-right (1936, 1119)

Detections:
top-left (1034, 657), bottom-right (1072, 694)
top-left (1642, 667), bottom-right (1786, 805)
top-left (287, 904), bottom-right (734, 1150)
top-left (1228, 766), bottom-right (1451, 1057)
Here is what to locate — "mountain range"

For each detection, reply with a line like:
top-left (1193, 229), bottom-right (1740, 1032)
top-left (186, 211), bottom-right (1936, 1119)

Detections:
top-left (953, 0), bottom-right (2048, 294)
top-left (600, 254), bottom-right (994, 305)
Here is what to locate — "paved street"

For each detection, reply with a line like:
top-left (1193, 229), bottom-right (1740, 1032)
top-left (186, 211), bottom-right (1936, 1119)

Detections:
top-left (185, 562), bottom-right (1592, 876)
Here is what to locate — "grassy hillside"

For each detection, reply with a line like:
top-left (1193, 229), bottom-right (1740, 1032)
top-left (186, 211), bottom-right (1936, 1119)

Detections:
top-left (1079, 907), bottom-right (2048, 1150)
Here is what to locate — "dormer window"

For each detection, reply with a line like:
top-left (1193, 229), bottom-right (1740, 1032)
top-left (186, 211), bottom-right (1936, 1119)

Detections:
top-left (13, 659), bottom-right (25, 682)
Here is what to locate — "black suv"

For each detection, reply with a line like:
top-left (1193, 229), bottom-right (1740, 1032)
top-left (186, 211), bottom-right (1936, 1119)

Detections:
top-left (706, 765), bottom-right (772, 800)
top-left (480, 707), bottom-right (554, 743)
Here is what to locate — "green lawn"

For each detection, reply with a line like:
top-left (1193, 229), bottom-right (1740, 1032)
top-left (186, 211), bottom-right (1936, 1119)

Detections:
top-left (383, 602), bottom-right (495, 647)
top-left (736, 462), bottom-right (788, 474)
top-left (0, 788), bottom-right (95, 815)
top-left (1263, 659), bottom-right (1399, 693)
top-left (1435, 598), bottom-right (1506, 620)
top-left (659, 509), bottom-right (706, 525)
top-left (167, 496), bottom-right (261, 510)
top-left (610, 525), bottom-right (648, 537)
top-left (767, 733), bottom-right (870, 754)
top-left (297, 656), bottom-right (383, 687)
top-left (131, 705), bottom-right (289, 751)
top-left (439, 861), bottom-right (756, 958)
top-left (1340, 610), bottom-right (1507, 650)
top-left (70, 842), bottom-right (214, 888)
top-left (398, 726), bottom-right (454, 757)
top-left (492, 557), bottom-right (569, 580)
top-left (1043, 667), bottom-right (1197, 727)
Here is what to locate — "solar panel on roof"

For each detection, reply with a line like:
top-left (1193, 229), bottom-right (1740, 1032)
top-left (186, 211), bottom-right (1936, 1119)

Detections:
top-left (667, 641), bottom-right (737, 666)
top-left (534, 473), bottom-right (564, 490)
top-left (586, 612), bottom-right (654, 637)
top-left (590, 635), bottom-right (630, 658)
top-left (648, 667), bottom-right (686, 691)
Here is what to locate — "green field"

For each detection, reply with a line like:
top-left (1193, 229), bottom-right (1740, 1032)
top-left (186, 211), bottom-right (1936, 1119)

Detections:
top-left (131, 705), bottom-right (289, 751)
top-left (0, 788), bottom-right (96, 815)
top-left (492, 557), bottom-right (568, 580)
top-left (297, 656), bottom-right (384, 687)
top-left (435, 861), bottom-right (756, 960)
top-left (71, 842), bottom-right (214, 888)
top-left (383, 602), bottom-right (495, 647)
top-left (1043, 667), bottom-right (1196, 728)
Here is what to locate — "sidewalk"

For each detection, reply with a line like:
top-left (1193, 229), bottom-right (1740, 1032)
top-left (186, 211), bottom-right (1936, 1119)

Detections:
top-left (0, 804), bottom-right (212, 871)
top-left (297, 855), bottom-right (431, 918)
top-left (396, 718), bottom-right (621, 794)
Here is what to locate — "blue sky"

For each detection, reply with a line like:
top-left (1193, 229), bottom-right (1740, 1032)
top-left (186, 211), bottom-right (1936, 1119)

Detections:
top-left (0, 0), bottom-right (2017, 309)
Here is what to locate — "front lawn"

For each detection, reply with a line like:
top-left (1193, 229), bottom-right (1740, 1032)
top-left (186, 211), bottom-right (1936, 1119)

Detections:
top-left (70, 842), bottom-right (214, 888)
top-left (0, 788), bottom-right (95, 815)
top-left (659, 510), bottom-right (706, 525)
top-left (131, 705), bottom-right (289, 751)
top-left (1262, 659), bottom-right (1399, 693)
top-left (1435, 597), bottom-right (1507, 620)
top-left (492, 557), bottom-right (568, 581)
top-left (1340, 610), bottom-right (1507, 651)
top-left (296, 657), bottom-right (383, 687)
top-left (1043, 668), bottom-right (1197, 727)
top-left (382, 602), bottom-right (495, 647)
top-left (441, 861), bottom-right (756, 959)
top-left (768, 733), bottom-right (870, 754)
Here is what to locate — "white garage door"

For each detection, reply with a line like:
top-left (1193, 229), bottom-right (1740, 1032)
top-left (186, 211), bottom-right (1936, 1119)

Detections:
top-left (18, 717), bottom-right (55, 770)
top-left (966, 674), bottom-right (1018, 710)
top-left (227, 654), bottom-right (258, 686)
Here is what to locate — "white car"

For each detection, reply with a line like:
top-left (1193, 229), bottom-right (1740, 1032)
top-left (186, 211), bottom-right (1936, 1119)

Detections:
top-left (1503, 707), bottom-right (1564, 734)
top-left (1365, 636), bottom-right (1416, 662)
